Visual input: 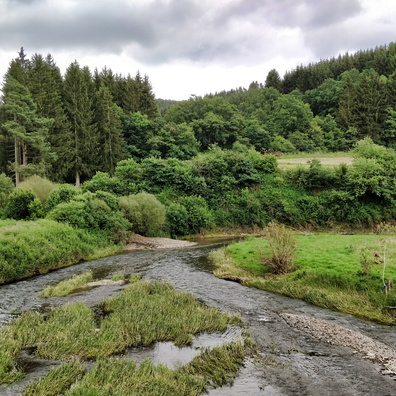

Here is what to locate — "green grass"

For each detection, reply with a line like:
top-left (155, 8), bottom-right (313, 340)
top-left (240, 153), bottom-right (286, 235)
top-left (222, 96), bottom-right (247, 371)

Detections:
top-left (23, 341), bottom-right (254, 396)
top-left (40, 271), bottom-right (94, 298)
top-left (0, 279), bottom-right (243, 385)
top-left (279, 151), bottom-right (352, 159)
top-left (22, 360), bottom-right (86, 396)
top-left (211, 234), bottom-right (396, 324)
top-left (0, 219), bottom-right (115, 284)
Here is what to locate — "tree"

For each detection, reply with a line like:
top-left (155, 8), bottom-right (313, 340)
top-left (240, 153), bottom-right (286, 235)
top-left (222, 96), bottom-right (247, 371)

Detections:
top-left (27, 53), bottom-right (69, 180)
top-left (94, 85), bottom-right (126, 174)
top-left (147, 122), bottom-right (199, 159)
top-left (2, 77), bottom-right (53, 185)
top-left (63, 62), bottom-right (98, 185)
top-left (265, 69), bottom-right (282, 91)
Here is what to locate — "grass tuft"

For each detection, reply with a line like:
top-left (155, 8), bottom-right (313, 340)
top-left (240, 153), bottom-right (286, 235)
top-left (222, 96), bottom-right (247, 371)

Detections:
top-left (40, 271), bottom-right (93, 298)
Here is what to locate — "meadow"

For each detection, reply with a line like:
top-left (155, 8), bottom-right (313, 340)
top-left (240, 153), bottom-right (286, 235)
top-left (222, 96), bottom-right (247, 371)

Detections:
top-left (211, 233), bottom-right (396, 325)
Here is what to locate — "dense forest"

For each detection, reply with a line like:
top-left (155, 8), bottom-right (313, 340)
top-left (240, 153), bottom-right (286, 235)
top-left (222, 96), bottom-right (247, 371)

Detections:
top-left (1, 43), bottom-right (396, 186)
top-left (0, 43), bottom-right (396, 247)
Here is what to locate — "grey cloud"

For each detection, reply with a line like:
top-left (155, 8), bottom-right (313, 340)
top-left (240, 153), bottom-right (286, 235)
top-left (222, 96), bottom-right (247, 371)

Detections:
top-left (0, 0), bottom-right (383, 68)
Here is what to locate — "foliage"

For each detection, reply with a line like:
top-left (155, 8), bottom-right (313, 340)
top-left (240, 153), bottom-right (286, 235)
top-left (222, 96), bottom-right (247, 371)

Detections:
top-left (82, 171), bottom-right (124, 195)
top-left (262, 223), bottom-right (297, 274)
top-left (3, 189), bottom-right (43, 220)
top-left (166, 203), bottom-right (189, 237)
top-left (0, 219), bottom-right (111, 284)
top-left (45, 183), bottom-right (81, 212)
top-left (179, 196), bottom-right (214, 234)
top-left (47, 193), bottom-right (130, 242)
top-left (0, 173), bottom-right (14, 209)
top-left (17, 175), bottom-right (57, 205)
top-left (119, 192), bottom-right (166, 236)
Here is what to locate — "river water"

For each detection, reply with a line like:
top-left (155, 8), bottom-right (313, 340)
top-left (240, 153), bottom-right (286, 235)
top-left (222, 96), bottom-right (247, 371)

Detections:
top-left (1, 239), bottom-right (396, 395)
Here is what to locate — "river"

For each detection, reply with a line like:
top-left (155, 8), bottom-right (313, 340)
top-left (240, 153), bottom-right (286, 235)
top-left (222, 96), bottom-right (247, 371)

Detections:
top-left (1, 239), bottom-right (395, 395)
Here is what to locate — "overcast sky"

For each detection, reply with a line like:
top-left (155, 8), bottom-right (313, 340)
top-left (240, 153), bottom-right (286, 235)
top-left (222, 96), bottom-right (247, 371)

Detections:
top-left (0, 0), bottom-right (395, 100)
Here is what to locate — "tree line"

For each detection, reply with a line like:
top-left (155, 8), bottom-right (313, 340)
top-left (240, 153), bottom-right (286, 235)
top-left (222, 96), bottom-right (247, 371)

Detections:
top-left (2, 43), bottom-right (396, 187)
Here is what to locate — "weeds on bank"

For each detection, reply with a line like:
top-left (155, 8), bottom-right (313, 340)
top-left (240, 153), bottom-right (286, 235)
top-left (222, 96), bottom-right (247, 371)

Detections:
top-left (0, 279), bottom-right (243, 385)
top-left (40, 271), bottom-right (94, 297)
top-left (211, 234), bottom-right (396, 325)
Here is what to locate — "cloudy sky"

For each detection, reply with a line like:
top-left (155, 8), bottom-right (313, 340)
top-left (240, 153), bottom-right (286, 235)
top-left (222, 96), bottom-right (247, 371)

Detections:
top-left (0, 0), bottom-right (395, 100)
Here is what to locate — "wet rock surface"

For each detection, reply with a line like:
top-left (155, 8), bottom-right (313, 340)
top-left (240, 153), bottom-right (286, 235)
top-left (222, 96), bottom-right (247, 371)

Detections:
top-left (0, 238), bottom-right (395, 395)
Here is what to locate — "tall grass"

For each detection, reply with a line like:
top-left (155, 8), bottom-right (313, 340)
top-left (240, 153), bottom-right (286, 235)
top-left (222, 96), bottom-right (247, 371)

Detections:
top-left (0, 220), bottom-right (112, 284)
top-left (0, 280), bottom-right (242, 384)
top-left (40, 271), bottom-right (93, 298)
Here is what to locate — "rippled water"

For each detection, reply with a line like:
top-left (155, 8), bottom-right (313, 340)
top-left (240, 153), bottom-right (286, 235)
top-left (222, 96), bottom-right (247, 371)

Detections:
top-left (1, 237), bottom-right (395, 395)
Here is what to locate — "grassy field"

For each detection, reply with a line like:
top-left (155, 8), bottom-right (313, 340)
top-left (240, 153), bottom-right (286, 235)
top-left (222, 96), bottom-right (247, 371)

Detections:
top-left (1, 279), bottom-right (255, 394)
top-left (211, 234), bottom-right (396, 325)
top-left (278, 151), bottom-right (353, 159)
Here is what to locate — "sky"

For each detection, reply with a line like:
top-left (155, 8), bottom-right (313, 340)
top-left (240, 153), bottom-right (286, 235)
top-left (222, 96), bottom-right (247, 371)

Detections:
top-left (0, 0), bottom-right (395, 100)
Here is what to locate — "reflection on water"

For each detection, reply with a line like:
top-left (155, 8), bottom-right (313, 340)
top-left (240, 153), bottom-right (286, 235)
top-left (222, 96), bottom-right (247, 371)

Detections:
top-left (125, 326), bottom-right (243, 369)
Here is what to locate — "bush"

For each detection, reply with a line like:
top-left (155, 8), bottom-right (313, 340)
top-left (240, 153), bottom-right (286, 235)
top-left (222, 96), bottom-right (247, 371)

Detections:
top-left (82, 172), bottom-right (124, 195)
top-left (166, 203), bottom-right (189, 237)
top-left (47, 195), bottom-right (130, 243)
top-left (0, 173), bottom-right (13, 209)
top-left (4, 189), bottom-right (43, 220)
top-left (179, 196), bottom-right (213, 234)
top-left (46, 184), bottom-right (81, 212)
top-left (119, 192), bottom-right (166, 236)
top-left (17, 175), bottom-right (57, 205)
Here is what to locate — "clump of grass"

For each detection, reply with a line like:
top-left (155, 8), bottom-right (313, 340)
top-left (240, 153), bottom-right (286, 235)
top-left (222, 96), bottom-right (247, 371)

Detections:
top-left (262, 222), bottom-right (297, 274)
top-left (40, 271), bottom-right (94, 298)
top-left (111, 274), bottom-right (126, 281)
top-left (22, 360), bottom-right (86, 396)
top-left (1, 279), bottom-right (243, 383)
top-left (63, 341), bottom-right (254, 395)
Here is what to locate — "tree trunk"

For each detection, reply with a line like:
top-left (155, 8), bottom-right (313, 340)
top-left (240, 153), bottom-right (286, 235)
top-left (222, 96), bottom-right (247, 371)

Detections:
top-left (76, 171), bottom-right (80, 187)
top-left (14, 138), bottom-right (20, 187)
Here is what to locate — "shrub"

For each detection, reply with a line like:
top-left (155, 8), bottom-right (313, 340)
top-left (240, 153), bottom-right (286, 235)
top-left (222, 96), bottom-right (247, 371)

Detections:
top-left (46, 184), bottom-right (81, 212)
top-left (262, 222), bottom-right (297, 274)
top-left (17, 175), bottom-right (57, 205)
top-left (179, 196), bottom-right (214, 234)
top-left (82, 172), bottom-right (124, 195)
top-left (0, 174), bottom-right (14, 209)
top-left (119, 192), bottom-right (166, 236)
top-left (166, 203), bottom-right (189, 237)
top-left (4, 189), bottom-right (43, 220)
top-left (47, 195), bottom-right (130, 243)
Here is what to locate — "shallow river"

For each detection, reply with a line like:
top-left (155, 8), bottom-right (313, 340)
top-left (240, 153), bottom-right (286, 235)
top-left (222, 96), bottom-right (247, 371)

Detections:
top-left (1, 238), bottom-right (395, 395)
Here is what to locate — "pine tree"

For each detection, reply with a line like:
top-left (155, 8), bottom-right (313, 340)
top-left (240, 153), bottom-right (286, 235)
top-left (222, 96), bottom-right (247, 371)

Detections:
top-left (63, 62), bottom-right (98, 185)
top-left (27, 53), bottom-right (69, 180)
top-left (2, 77), bottom-right (53, 185)
top-left (94, 85), bottom-right (126, 174)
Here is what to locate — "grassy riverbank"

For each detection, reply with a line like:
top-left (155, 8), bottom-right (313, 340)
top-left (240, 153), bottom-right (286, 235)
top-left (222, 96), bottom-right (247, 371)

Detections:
top-left (211, 234), bottom-right (396, 325)
top-left (1, 279), bottom-right (255, 394)
top-left (0, 220), bottom-right (122, 284)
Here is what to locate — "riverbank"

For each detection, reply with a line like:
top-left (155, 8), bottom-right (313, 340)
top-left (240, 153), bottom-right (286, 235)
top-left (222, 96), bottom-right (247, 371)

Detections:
top-left (210, 234), bottom-right (396, 325)
top-left (125, 234), bottom-right (198, 250)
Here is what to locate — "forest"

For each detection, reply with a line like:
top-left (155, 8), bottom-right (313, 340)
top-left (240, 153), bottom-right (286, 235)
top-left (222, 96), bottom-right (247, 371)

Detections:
top-left (1, 43), bottom-right (396, 251)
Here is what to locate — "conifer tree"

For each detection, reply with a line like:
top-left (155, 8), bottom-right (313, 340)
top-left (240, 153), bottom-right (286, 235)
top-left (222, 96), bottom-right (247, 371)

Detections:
top-left (2, 77), bottom-right (53, 185)
top-left (63, 62), bottom-right (98, 185)
top-left (94, 85), bottom-right (126, 174)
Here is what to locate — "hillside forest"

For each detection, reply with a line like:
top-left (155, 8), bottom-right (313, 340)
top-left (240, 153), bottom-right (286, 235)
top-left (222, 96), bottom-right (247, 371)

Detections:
top-left (1, 44), bottom-right (396, 240)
